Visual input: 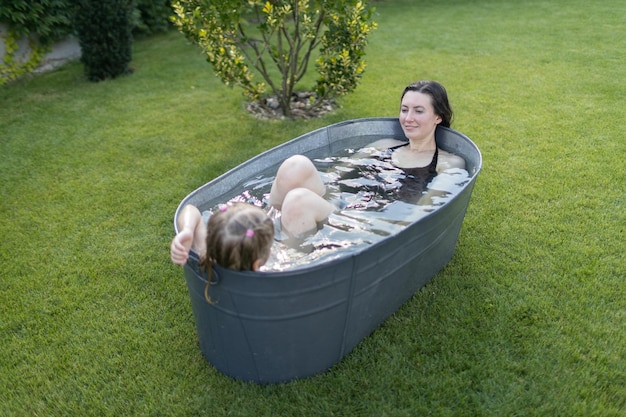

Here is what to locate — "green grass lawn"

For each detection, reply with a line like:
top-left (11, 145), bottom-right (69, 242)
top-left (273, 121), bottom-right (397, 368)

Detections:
top-left (1, 0), bottom-right (624, 415)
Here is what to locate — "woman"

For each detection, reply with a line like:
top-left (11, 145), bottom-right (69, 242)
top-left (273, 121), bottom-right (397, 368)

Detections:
top-left (369, 80), bottom-right (465, 172)
top-left (270, 80), bottom-right (466, 207)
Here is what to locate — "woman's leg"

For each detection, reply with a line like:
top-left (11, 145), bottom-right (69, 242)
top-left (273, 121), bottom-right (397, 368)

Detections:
top-left (280, 187), bottom-right (334, 237)
top-left (269, 155), bottom-right (326, 209)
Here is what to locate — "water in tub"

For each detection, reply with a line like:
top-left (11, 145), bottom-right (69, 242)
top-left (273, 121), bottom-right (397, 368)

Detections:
top-left (202, 145), bottom-right (471, 271)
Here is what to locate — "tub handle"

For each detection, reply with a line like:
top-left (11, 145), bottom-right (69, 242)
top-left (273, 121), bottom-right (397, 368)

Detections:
top-left (209, 266), bottom-right (221, 285)
top-left (203, 267), bottom-right (221, 304)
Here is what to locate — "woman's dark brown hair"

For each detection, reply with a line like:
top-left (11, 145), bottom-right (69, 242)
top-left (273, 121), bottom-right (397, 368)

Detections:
top-left (401, 80), bottom-right (453, 128)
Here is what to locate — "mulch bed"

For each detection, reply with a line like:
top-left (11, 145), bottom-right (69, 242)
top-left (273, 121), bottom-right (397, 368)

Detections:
top-left (246, 91), bottom-right (337, 120)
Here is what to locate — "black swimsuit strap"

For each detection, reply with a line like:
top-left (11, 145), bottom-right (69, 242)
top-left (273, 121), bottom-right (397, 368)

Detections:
top-left (429, 147), bottom-right (439, 170)
top-left (388, 142), bottom-right (409, 151)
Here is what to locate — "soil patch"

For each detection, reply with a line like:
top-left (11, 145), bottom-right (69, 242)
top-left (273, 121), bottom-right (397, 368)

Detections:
top-left (246, 92), bottom-right (337, 120)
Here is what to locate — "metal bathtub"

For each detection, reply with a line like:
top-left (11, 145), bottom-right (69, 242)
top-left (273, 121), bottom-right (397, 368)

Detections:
top-left (174, 117), bottom-right (482, 383)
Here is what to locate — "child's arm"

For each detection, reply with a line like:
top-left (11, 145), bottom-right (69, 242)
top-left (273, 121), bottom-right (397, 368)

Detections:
top-left (171, 204), bottom-right (207, 265)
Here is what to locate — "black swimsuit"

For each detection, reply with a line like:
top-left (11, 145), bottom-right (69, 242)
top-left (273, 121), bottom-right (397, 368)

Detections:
top-left (388, 143), bottom-right (439, 204)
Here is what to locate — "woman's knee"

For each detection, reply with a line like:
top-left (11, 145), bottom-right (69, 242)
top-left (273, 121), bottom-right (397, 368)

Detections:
top-left (282, 188), bottom-right (333, 222)
top-left (271, 155), bottom-right (325, 208)
top-left (282, 187), bottom-right (310, 209)
top-left (277, 155), bottom-right (318, 182)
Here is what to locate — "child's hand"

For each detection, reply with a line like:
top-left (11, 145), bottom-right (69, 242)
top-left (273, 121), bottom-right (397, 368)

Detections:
top-left (170, 230), bottom-right (194, 265)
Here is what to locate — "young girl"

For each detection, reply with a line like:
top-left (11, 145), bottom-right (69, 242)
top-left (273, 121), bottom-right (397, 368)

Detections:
top-left (171, 202), bottom-right (274, 271)
top-left (171, 165), bottom-right (334, 271)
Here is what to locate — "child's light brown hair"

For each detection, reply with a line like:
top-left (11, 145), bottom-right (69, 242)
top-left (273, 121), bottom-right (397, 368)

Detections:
top-left (200, 202), bottom-right (274, 272)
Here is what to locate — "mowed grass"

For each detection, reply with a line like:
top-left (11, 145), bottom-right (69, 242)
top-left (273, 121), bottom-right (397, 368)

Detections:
top-left (1, 0), bottom-right (624, 415)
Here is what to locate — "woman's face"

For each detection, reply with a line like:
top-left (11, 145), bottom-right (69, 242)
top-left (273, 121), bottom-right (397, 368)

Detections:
top-left (399, 91), bottom-right (442, 142)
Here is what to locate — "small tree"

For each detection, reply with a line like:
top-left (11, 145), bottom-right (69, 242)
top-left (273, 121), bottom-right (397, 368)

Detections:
top-left (172, 0), bottom-right (376, 118)
top-left (74, 0), bottom-right (134, 81)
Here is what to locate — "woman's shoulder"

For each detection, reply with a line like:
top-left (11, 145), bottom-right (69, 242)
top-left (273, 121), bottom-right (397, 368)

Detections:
top-left (437, 149), bottom-right (466, 171)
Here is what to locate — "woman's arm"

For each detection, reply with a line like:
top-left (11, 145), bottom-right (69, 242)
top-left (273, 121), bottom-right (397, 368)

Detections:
top-left (436, 150), bottom-right (466, 172)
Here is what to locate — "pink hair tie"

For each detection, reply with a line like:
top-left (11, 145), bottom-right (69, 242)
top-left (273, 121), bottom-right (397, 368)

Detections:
top-left (219, 205), bottom-right (228, 212)
top-left (245, 229), bottom-right (255, 238)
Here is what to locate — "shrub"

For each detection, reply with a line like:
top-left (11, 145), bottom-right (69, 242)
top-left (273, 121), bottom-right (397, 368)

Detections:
top-left (315, 1), bottom-right (375, 98)
top-left (0, 0), bottom-right (173, 84)
top-left (74, 0), bottom-right (134, 81)
top-left (133, 0), bottom-right (174, 35)
top-left (172, 0), bottom-right (376, 118)
top-left (0, 28), bottom-right (47, 86)
top-left (0, 0), bottom-right (73, 84)
top-left (0, 0), bottom-right (73, 43)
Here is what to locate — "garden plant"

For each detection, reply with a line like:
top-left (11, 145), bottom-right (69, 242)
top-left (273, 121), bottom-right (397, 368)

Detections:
top-left (73, 0), bottom-right (135, 81)
top-left (172, 0), bottom-right (377, 118)
top-left (0, 0), bottom-right (173, 84)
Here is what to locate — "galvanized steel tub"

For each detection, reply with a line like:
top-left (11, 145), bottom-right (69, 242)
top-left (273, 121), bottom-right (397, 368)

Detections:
top-left (174, 117), bottom-right (482, 383)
